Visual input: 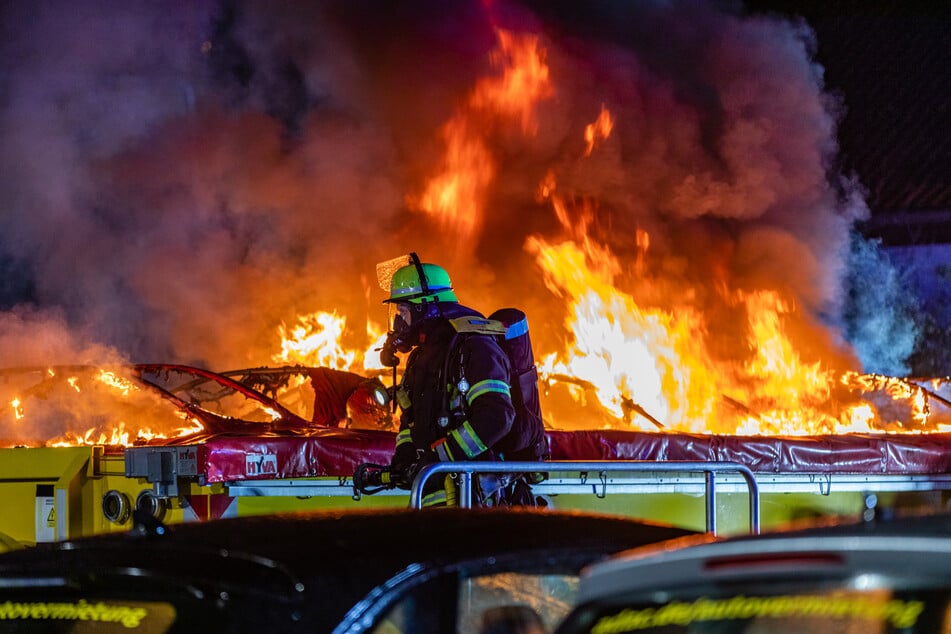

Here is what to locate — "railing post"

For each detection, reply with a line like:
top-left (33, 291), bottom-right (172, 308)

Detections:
top-left (409, 460), bottom-right (760, 534)
top-left (459, 472), bottom-right (473, 509)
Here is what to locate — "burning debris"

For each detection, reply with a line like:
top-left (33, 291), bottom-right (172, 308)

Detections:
top-left (0, 1), bottom-right (938, 445)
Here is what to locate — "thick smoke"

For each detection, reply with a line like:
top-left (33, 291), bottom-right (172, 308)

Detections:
top-left (845, 233), bottom-right (920, 376)
top-left (0, 1), bottom-right (881, 380)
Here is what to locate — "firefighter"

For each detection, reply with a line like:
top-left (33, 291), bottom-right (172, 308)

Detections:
top-left (379, 255), bottom-right (526, 507)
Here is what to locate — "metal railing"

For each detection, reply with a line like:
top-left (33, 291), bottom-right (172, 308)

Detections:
top-left (409, 460), bottom-right (760, 534)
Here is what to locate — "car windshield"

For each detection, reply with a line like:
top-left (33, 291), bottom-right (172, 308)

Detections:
top-left (136, 365), bottom-right (285, 424)
top-left (557, 582), bottom-right (951, 633)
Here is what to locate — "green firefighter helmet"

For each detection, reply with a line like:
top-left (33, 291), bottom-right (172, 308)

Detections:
top-left (384, 262), bottom-right (458, 304)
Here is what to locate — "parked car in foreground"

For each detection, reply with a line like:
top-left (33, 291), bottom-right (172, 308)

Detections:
top-left (0, 507), bottom-right (692, 633)
top-left (556, 511), bottom-right (951, 633)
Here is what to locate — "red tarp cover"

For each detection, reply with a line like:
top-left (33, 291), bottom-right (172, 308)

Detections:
top-left (181, 428), bottom-right (951, 484)
top-left (545, 430), bottom-right (951, 475)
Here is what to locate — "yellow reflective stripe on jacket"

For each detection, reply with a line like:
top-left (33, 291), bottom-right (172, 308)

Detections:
top-left (465, 379), bottom-right (510, 407)
top-left (396, 429), bottom-right (413, 449)
top-left (448, 420), bottom-right (489, 459)
top-left (422, 489), bottom-right (448, 507)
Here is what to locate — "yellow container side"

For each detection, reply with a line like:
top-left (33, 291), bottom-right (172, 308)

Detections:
top-left (0, 445), bottom-right (933, 546)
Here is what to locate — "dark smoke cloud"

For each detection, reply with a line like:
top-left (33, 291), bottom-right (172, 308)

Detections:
top-left (0, 0), bottom-right (879, 377)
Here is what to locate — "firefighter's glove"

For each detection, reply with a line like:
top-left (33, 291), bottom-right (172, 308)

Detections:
top-left (379, 334), bottom-right (400, 367)
top-left (389, 455), bottom-right (416, 491)
top-left (398, 451), bottom-right (437, 490)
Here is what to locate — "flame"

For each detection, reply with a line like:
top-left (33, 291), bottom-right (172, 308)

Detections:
top-left (471, 29), bottom-right (553, 133)
top-left (48, 423), bottom-right (169, 448)
top-left (529, 236), bottom-right (720, 432)
top-left (274, 311), bottom-right (356, 370)
top-left (96, 369), bottom-right (136, 397)
top-left (840, 372), bottom-right (932, 430)
top-left (584, 104), bottom-right (614, 156)
top-left (531, 240), bottom-right (947, 434)
top-left (362, 322), bottom-right (390, 372)
top-left (413, 28), bottom-right (553, 244)
top-left (10, 398), bottom-right (23, 421)
top-left (525, 178), bottom-right (945, 435)
top-left (731, 290), bottom-right (840, 435)
top-left (273, 310), bottom-right (387, 374)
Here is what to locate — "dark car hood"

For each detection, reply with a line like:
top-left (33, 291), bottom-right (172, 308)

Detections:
top-left (0, 508), bottom-right (694, 632)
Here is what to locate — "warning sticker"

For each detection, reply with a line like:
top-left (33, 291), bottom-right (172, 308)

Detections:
top-left (34, 494), bottom-right (55, 543)
top-left (245, 453), bottom-right (278, 476)
top-left (175, 446), bottom-right (198, 476)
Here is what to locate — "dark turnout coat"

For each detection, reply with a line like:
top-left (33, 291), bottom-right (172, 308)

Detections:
top-left (391, 303), bottom-right (518, 470)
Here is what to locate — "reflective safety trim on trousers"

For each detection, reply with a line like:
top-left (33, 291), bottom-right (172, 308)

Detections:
top-left (433, 438), bottom-right (454, 462)
top-left (396, 429), bottom-right (413, 449)
top-left (422, 489), bottom-right (448, 507)
top-left (505, 317), bottom-right (529, 340)
top-left (466, 379), bottom-right (510, 407)
top-left (448, 420), bottom-right (488, 459)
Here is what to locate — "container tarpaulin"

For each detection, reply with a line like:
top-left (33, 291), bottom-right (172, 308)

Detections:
top-left (144, 429), bottom-right (951, 484)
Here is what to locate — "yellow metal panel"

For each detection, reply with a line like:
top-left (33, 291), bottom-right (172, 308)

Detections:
top-left (0, 447), bottom-right (94, 545)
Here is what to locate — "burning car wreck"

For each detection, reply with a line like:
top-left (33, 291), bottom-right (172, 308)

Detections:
top-left (2, 355), bottom-right (951, 548)
top-left (0, 364), bottom-right (393, 447)
top-left (136, 364), bottom-right (395, 434)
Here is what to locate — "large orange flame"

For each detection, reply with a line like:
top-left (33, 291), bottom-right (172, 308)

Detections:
top-left (525, 124), bottom-right (940, 434)
top-left (412, 28), bottom-right (553, 244)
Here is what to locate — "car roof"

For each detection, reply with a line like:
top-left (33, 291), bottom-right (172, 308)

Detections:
top-left (0, 507), bottom-right (694, 631)
top-left (575, 512), bottom-right (951, 603)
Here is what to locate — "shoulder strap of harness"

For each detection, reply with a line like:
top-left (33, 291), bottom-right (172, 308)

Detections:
top-left (438, 317), bottom-right (506, 426)
top-left (447, 316), bottom-right (507, 337)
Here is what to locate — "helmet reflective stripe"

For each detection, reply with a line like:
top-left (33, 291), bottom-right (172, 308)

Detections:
top-left (389, 283), bottom-right (452, 300)
top-left (466, 379), bottom-right (510, 407)
top-left (448, 420), bottom-right (488, 459)
top-left (384, 263), bottom-right (458, 304)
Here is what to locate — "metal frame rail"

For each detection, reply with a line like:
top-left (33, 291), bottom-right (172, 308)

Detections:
top-left (409, 460), bottom-right (760, 535)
